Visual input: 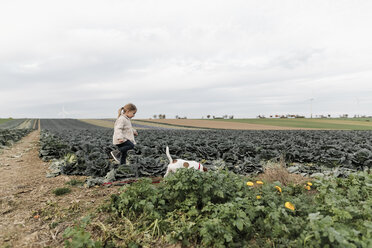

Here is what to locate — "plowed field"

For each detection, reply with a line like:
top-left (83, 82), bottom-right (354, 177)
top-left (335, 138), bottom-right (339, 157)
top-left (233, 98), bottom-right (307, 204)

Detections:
top-left (140, 119), bottom-right (310, 130)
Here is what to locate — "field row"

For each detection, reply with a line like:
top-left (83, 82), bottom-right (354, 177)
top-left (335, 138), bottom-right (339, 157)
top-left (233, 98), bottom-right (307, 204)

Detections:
top-left (0, 118), bottom-right (39, 130)
top-left (38, 119), bottom-right (372, 185)
top-left (0, 129), bottom-right (32, 149)
top-left (0, 119), bottom-right (39, 150)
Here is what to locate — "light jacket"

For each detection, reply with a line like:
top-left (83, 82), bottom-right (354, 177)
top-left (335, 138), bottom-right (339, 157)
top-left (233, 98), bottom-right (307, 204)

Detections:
top-left (112, 114), bottom-right (137, 145)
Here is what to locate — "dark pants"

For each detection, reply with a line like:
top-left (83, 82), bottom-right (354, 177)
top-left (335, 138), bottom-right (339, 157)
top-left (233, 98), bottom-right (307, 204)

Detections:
top-left (116, 140), bottom-right (135, 165)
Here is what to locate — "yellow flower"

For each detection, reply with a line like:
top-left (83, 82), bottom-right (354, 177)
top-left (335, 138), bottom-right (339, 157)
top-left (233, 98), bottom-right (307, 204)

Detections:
top-left (256, 195), bottom-right (261, 199)
top-left (307, 182), bottom-right (312, 186)
top-left (256, 180), bottom-right (264, 185)
top-left (285, 202), bottom-right (295, 211)
top-left (275, 186), bottom-right (282, 193)
top-left (246, 182), bottom-right (254, 186)
top-left (305, 185), bottom-right (311, 190)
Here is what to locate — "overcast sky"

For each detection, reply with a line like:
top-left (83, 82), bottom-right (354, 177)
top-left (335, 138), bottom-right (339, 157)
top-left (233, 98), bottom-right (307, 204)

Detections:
top-left (1, 0), bottom-right (372, 119)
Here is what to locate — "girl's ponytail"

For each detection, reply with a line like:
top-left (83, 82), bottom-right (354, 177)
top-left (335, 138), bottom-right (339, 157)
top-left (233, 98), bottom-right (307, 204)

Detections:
top-left (117, 103), bottom-right (137, 118)
top-left (118, 107), bottom-right (124, 118)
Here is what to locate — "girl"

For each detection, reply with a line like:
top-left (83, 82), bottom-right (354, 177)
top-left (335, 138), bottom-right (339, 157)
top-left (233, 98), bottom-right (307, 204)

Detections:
top-left (111, 103), bottom-right (138, 165)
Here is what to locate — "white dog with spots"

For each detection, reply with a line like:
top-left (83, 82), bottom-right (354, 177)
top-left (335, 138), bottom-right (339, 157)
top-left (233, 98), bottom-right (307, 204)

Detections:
top-left (164, 146), bottom-right (208, 177)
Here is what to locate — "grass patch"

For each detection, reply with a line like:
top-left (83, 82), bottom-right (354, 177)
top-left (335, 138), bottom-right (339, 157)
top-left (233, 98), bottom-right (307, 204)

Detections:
top-left (0, 119), bottom-right (12, 125)
top-left (53, 187), bottom-right (72, 196)
top-left (66, 179), bottom-right (85, 186)
top-left (209, 118), bottom-right (372, 130)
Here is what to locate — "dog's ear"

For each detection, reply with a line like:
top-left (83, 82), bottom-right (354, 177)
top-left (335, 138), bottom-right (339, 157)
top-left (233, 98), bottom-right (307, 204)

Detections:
top-left (173, 159), bottom-right (178, 163)
top-left (183, 162), bottom-right (189, 168)
top-left (203, 167), bottom-right (208, 172)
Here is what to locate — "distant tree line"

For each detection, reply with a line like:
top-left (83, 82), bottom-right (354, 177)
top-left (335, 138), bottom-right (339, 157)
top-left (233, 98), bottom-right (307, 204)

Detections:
top-left (204, 115), bottom-right (234, 119)
top-left (153, 114), bottom-right (166, 119)
top-left (150, 113), bottom-right (372, 119)
top-left (257, 114), bottom-right (372, 119)
top-left (150, 115), bottom-right (234, 119)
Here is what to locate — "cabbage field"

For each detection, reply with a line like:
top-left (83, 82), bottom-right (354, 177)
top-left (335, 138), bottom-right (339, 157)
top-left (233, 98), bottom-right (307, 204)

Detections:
top-left (38, 119), bottom-right (372, 185)
top-left (1, 118), bottom-right (371, 247)
top-left (0, 129), bottom-right (32, 149)
top-left (0, 119), bottom-right (37, 149)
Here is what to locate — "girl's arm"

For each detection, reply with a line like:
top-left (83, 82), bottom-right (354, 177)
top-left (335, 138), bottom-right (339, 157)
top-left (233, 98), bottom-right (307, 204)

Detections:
top-left (133, 128), bottom-right (138, 136)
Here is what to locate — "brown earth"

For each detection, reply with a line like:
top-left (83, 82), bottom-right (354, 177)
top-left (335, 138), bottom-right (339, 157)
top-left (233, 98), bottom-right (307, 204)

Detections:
top-left (142, 119), bottom-right (308, 130)
top-left (0, 130), bottom-right (120, 248)
top-left (132, 120), bottom-right (204, 130)
top-left (80, 119), bottom-right (204, 130)
top-left (79, 119), bottom-right (115, 128)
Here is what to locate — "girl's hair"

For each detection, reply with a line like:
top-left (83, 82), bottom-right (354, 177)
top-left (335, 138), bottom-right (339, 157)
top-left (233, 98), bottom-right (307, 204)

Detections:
top-left (118, 103), bottom-right (137, 118)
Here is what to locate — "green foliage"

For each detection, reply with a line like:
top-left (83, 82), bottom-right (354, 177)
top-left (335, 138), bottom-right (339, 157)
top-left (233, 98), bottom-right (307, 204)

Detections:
top-left (63, 216), bottom-right (102, 248)
top-left (109, 169), bottom-right (372, 247)
top-left (0, 128), bottom-right (31, 146)
top-left (298, 172), bottom-right (372, 247)
top-left (53, 187), bottom-right (71, 196)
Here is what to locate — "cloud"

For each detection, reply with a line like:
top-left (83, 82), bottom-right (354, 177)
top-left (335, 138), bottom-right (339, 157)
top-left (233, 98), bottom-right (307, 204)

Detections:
top-left (1, 0), bottom-right (372, 118)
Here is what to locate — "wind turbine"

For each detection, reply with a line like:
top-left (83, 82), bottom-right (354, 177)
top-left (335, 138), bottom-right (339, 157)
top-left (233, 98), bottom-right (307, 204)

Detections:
top-left (309, 98), bottom-right (314, 118)
top-left (58, 106), bottom-right (70, 118)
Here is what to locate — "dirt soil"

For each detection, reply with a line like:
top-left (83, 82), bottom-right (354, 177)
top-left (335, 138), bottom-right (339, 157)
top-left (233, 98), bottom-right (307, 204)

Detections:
top-left (144, 119), bottom-right (307, 130)
top-left (0, 130), bottom-right (120, 248)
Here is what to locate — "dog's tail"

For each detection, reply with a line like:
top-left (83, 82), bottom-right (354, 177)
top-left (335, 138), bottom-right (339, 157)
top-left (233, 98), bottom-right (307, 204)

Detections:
top-left (166, 146), bottom-right (173, 163)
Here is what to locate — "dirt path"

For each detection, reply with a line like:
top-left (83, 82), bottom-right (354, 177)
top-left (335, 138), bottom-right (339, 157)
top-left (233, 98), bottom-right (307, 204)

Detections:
top-left (0, 130), bottom-right (119, 247)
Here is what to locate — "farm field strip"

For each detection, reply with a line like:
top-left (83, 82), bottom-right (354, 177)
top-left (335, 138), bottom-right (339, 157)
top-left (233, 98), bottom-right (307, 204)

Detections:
top-left (0, 119), bottom-right (28, 129)
top-left (16, 119), bottom-right (34, 129)
top-left (0, 119), bottom-right (39, 130)
top-left (132, 119), bottom-right (205, 130)
top-left (40, 119), bottom-right (108, 130)
top-left (80, 119), bottom-right (181, 130)
top-left (209, 118), bottom-right (372, 130)
top-left (123, 118), bottom-right (205, 130)
top-left (141, 119), bottom-right (311, 130)
top-left (0, 119), bottom-right (11, 125)
top-left (79, 119), bottom-right (116, 129)
top-left (80, 118), bottom-right (203, 130)
top-left (309, 118), bottom-right (372, 127)
top-left (32, 119), bottom-right (38, 130)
